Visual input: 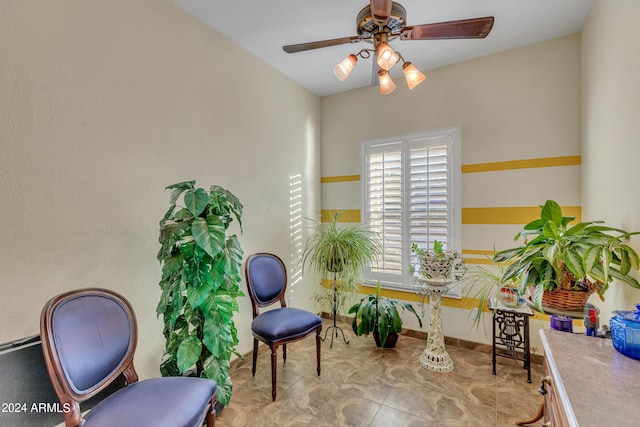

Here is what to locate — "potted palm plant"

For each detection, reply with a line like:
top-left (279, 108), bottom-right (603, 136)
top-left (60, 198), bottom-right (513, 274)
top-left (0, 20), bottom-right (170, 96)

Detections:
top-left (349, 282), bottom-right (423, 347)
top-left (493, 200), bottom-right (640, 313)
top-left (156, 181), bottom-right (244, 407)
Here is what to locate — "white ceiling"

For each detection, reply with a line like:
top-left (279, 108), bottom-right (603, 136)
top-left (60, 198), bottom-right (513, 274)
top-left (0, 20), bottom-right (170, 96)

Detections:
top-left (174, 0), bottom-right (595, 97)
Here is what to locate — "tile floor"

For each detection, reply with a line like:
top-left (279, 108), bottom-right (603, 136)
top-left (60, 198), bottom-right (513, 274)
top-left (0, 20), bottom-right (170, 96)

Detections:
top-left (218, 319), bottom-right (544, 427)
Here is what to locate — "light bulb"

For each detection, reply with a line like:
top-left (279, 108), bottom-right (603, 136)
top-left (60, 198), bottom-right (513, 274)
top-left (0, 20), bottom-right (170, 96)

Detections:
top-left (376, 43), bottom-right (399, 71)
top-left (378, 70), bottom-right (396, 95)
top-left (402, 62), bottom-right (426, 90)
top-left (333, 54), bottom-right (357, 81)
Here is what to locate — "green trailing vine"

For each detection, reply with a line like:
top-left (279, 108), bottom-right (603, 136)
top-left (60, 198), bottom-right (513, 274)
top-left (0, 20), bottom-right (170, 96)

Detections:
top-left (156, 180), bottom-right (244, 406)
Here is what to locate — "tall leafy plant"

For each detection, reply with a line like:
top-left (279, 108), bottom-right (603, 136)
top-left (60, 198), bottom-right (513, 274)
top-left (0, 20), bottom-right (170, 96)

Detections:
top-left (157, 180), bottom-right (244, 406)
top-left (494, 200), bottom-right (640, 311)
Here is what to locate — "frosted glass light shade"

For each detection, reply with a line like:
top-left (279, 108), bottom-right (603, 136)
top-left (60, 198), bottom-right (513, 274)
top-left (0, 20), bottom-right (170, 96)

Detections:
top-left (378, 70), bottom-right (396, 95)
top-left (376, 43), bottom-right (399, 71)
top-left (402, 62), bottom-right (426, 89)
top-left (333, 54), bottom-right (357, 81)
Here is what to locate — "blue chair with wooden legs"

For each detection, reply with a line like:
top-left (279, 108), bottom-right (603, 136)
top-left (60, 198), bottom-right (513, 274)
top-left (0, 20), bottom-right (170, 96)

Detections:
top-left (244, 253), bottom-right (322, 401)
top-left (40, 288), bottom-right (217, 427)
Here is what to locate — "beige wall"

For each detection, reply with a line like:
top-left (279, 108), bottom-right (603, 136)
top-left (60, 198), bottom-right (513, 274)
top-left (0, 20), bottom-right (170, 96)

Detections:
top-left (0, 0), bottom-right (321, 379)
top-left (320, 34), bottom-right (583, 351)
top-left (3, 0), bottom-right (639, 385)
top-left (582, 0), bottom-right (640, 319)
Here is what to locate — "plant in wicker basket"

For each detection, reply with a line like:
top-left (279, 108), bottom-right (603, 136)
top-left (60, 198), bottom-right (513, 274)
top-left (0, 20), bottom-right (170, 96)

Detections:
top-left (493, 200), bottom-right (640, 313)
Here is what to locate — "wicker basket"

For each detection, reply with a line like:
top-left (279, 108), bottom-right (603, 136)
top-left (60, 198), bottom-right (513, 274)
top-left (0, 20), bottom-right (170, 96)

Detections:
top-left (527, 287), bottom-right (593, 313)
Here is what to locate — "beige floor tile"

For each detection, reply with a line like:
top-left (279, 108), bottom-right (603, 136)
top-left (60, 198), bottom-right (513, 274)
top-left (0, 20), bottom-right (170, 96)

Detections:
top-left (218, 319), bottom-right (543, 427)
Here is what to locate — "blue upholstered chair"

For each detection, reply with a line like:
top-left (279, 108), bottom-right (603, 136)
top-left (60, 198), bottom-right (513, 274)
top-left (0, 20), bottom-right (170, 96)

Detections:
top-left (245, 253), bottom-right (322, 401)
top-left (40, 288), bottom-right (217, 427)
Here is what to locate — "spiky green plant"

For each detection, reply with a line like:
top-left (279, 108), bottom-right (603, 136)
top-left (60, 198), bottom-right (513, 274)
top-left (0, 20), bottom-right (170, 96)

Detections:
top-left (301, 212), bottom-right (382, 294)
top-left (462, 258), bottom-right (514, 332)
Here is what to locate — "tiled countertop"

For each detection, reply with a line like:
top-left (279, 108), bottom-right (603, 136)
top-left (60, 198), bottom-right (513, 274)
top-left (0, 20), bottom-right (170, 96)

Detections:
top-left (540, 328), bottom-right (640, 426)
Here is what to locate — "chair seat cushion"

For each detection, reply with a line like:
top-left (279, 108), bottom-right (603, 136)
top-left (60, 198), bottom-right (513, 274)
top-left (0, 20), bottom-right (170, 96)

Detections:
top-left (252, 307), bottom-right (322, 343)
top-left (83, 376), bottom-right (216, 427)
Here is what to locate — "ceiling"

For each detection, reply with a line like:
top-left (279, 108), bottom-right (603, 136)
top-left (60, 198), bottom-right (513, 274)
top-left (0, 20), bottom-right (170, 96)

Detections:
top-left (174, 0), bottom-right (595, 97)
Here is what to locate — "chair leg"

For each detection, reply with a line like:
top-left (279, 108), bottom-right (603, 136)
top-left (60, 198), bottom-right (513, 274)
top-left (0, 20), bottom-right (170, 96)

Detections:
top-left (206, 397), bottom-right (216, 427)
top-left (252, 338), bottom-right (258, 376)
top-left (316, 328), bottom-right (322, 376)
top-left (270, 346), bottom-right (278, 401)
top-left (283, 343), bottom-right (287, 362)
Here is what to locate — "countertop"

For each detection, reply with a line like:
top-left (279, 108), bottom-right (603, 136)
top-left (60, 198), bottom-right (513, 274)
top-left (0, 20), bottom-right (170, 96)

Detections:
top-left (540, 328), bottom-right (640, 426)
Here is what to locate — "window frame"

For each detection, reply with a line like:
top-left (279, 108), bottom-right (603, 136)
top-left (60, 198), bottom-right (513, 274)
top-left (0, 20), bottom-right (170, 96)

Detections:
top-left (361, 127), bottom-right (462, 296)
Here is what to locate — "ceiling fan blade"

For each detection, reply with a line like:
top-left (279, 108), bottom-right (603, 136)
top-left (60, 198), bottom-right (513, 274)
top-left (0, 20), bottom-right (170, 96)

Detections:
top-left (401, 17), bottom-right (494, 40)
top-left (283, 36), bottom-right (362, 53)
top-left (370, 0), bottom-right (392, 25)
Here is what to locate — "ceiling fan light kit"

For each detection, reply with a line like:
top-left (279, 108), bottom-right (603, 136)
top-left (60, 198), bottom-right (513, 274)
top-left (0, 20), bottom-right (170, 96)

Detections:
top-left (378, 70), bottom-right (397, 94)
top-left (333, 54), bottom-right (358, 81)
top-left (402, 62), bottom-right (426, 90)
top-left (375, 42), bottom-right (398, 71)
top-left (283, 0), bottom-right (494, 95)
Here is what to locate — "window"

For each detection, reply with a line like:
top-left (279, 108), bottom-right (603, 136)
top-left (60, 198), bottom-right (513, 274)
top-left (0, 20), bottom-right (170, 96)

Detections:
top-left (362, 128), bottom-right (462, 294)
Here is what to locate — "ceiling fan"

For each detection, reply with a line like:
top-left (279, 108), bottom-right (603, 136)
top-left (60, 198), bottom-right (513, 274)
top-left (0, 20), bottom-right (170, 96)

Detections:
top-left (282, 0), bottom-right (494, 93)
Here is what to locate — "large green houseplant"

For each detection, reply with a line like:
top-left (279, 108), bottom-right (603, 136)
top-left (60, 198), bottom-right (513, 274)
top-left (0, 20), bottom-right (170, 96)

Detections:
top-left (493, 200), bottom-right (640, 312)
top-left (349, 282), bottom-right (422, 347)
top-left (156, 180), bottom-right (244, 406)
top-left (300, 212), bottom-right (382, 313)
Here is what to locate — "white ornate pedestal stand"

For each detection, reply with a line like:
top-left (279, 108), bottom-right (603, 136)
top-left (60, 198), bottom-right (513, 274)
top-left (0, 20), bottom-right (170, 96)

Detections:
top-left (414, 278), bottom-right (456, 373)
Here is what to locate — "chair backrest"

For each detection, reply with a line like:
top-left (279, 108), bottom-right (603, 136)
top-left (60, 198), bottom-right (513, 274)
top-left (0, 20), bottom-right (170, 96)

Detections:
top-left (40, 288), bottom-right (139, 424)
top-left (245, 253), bottom-right (287, 317)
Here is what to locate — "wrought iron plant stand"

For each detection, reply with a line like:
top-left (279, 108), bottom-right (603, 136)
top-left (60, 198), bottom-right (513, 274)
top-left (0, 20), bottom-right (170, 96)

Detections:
top-left (322, 271), bottom-right (349, 348)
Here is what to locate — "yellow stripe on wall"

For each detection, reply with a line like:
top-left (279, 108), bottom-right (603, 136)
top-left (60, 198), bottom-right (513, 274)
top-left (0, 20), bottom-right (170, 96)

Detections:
top-left (320, 156), bottom-right (581, 183)
top-left (325, 206), bottom-right (583, 225)
top-left (462, 155), bottom-right (581, 174)
top-left (319, 279), bottom-right (580, 323)
top-left (462, 249), bottom-right (495, 256)
top-left (321, 175), bottom-right (361, 183)
top-left (323, 280), bottom-right (492, 311)
top-left (321, 279), bottom-right (464, 306)
top-left (463, 257), bottom-right (495, 265)
top-left (320, 209), bottom-right (361, 222)
top-left (323, 280), bottom-right (508, 314)
top-left (462, 206), bottom-right (582, 224)
top-left (461, 250), bottom-right (495, 265)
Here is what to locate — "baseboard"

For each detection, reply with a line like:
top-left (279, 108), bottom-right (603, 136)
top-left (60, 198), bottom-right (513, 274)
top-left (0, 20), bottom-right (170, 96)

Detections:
top-left (318, 311), bottom-right (544, 366)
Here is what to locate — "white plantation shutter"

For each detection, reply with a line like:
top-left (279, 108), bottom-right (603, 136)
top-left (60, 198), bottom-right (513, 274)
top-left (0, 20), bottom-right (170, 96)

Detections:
top-left (368, 147), bottom-right (403, 276)
top-left (362, 129), bottom-right (461, 293)
top-left (409, 141), bottom-right (449, 250)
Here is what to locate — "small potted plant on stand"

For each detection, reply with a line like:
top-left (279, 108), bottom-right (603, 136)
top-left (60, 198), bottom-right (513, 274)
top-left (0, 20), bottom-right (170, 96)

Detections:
top-left (300, 212), bottom-right (382, 346)
top-left (410, 241), bottom-right (465, 282)
top-left (349, 282), bottom-right (423, 348)
top-left (410, 241), bottom-right (465, 372)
